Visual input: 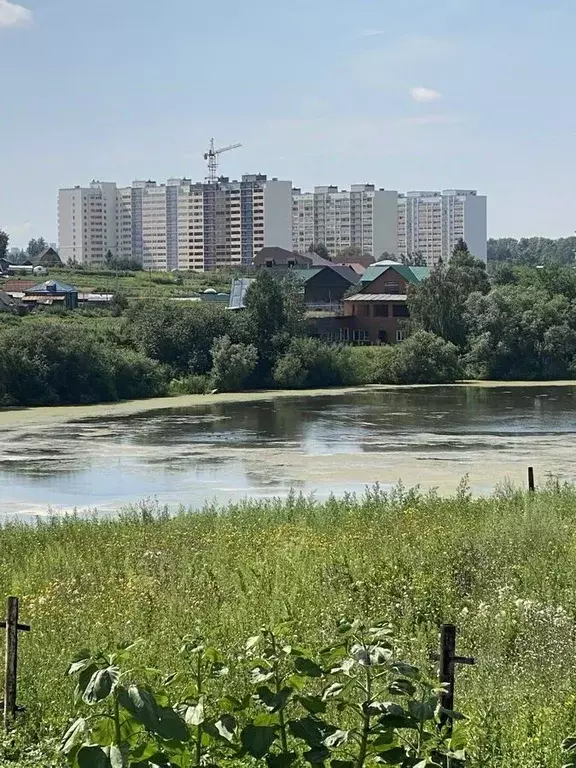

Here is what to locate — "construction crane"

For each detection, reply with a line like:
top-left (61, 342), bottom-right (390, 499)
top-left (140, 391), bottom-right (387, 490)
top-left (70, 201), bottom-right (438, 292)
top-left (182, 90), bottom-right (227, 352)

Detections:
top-left (204, 138), bottom-right (242, 183)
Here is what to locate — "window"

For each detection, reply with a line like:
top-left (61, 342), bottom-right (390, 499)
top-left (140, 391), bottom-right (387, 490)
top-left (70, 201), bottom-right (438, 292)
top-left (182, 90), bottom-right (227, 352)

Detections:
top-left (396, 330), bottom-right (406, 342)
top-left (378, 330), bottom-right (387, 343)
top-left (393, 304), bottom-right (410, 318)
top-left (360, 304), bottom-right (370, 317)
top-left (383, 281), bottom-right (400, 294)
top-left (374, 304), bottom-right (388, 317)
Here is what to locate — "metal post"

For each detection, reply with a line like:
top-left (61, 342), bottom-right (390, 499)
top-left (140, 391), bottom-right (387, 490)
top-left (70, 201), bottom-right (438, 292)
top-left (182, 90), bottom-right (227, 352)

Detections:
top-left (4, 597), bottom-right (19, 729)
top-left (528, 466), bottom-right (535, 492)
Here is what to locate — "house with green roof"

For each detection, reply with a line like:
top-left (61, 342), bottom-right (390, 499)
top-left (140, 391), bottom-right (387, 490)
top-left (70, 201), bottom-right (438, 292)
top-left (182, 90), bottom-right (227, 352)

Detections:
top-left (339, 261), bottom-right (431, 345)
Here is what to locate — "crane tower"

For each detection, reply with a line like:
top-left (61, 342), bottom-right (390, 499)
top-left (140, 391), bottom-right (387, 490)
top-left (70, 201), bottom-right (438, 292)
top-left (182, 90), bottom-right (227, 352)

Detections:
top-left (204, 138), bottom-right (242, 183)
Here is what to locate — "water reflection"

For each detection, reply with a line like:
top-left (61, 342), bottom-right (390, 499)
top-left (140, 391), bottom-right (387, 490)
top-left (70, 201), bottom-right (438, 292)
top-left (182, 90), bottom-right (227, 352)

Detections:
top-left (1, 385), bottom-right (576, 519)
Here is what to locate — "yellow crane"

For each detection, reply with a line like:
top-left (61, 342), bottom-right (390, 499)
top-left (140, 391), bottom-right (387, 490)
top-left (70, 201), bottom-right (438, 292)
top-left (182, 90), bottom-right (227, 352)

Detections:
top-left (204, 138), bottom-right (242, 183)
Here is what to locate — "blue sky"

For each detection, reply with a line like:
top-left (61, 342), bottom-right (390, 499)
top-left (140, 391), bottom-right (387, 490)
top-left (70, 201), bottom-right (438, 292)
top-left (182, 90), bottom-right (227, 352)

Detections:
top-left (0, 0), bottom-right (575, 246)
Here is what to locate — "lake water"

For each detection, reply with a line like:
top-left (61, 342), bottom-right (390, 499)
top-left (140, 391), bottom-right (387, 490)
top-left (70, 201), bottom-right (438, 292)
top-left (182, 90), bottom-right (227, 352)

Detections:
top-left (1, 385), bottom-right (576, 520)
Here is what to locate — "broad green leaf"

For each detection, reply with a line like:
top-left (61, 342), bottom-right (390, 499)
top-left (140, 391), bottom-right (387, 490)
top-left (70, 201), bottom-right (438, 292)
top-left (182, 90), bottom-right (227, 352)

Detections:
top-left (109, 745), bottom-right (127, 768)
top-left (374, 746), bottom-right (407, 764)
top-left (257, 685), bottom-right (293, 712)
top-left (293, 657), bottom-right (324, 678)
top-left (68, 652), bottom-right (94, 676)
top-left (323, 729), bottom-right (348, 748)
top-left (118, 685), bottom-right (160, 731)
top-left (204, 646), bottom-right (220, 663)
top-left (241, 724), bottom-right (278, 758)
top-left (83, 667), bottom-right (120, 705)
top-left (91, 716), bottom-right (117, 747)
top-left (303, 746), bottom-right (331, 764)
top-left (180, 696), bottom-right (204, 726)
top-left (155, 706), bottom-right (190, 742)
top-left (450, 723), bottom-right (468, 752)
top-left (215, 714), bottom-right (237, 742)
top-left (322, 683), bottom-right (344, 701)
top-left (221, 694), bottom-right (251, 712)
top-left (391, 662), bottom-right (421, 680)
top-left (287, 674), bottom-right (308, 691)
top-left (251, 665), bottom-right (275, 684)
top-left (246, 635), bottom-right (262, 651)
top-left (408, 700), bottom-right (435, 723)
top-left (351, 644), bottom-right (392, 667)
top-left (331, 659), bottom-right (355, 677)
top-left (254, 712), bottom-right (280, 726)
top-left (388, 679), bottom-right (416, 697)
top-left (298, 695), bottom-right (327, 715)
top-left (266, 752), bottom-right (297, 768)
top-left (331, 761), bottom-right (355, 768)
top-left (77, 745), bottom-right (111, 768)
top-left (75, 664), bottom-right (98, 703)
top-left (60, 717), bottom-right (87, 756)
top-left (288, 716), bottom-right (335, 747)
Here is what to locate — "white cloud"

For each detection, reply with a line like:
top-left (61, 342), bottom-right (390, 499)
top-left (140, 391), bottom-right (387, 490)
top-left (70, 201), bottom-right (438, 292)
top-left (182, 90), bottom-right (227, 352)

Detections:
top-left (410, 86), bottom-right (442, 103)
top-left (0, 0), bottom-right (32, 28)
top-left (356, 29), bottom-right (385, 38)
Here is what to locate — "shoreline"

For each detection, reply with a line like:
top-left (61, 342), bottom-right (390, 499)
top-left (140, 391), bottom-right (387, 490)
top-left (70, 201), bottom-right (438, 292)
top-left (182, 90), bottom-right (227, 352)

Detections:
top-left (1, 379), bottom-right (575, 428)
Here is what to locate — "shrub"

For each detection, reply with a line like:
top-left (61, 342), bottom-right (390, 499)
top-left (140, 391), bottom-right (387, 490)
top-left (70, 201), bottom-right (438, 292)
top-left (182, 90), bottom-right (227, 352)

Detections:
top-left (390, 330), bottom-right (462, 384)
top-left (273, 338), bottom-right (346, 389)
top-left (343, 345), bottom-right (396, 385)
top-left (168, 374), bottom-right (210, 396)
top-left (210, 335), bottom-right (258, 392)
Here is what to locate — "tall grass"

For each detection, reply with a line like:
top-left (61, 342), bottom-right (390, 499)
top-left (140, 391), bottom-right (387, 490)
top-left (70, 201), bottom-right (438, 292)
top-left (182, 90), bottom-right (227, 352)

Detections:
top-left (2, 483), bottom-right (576, 766)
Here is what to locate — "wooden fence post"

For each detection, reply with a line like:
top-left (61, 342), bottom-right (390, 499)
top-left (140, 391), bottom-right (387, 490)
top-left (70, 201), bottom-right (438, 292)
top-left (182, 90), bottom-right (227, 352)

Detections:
top-left (2, 596), bottom-right (30, 729)
top-left (528, 467), bottom-right (535, 492)
top-left (431, 623), bottom-right (475, 735)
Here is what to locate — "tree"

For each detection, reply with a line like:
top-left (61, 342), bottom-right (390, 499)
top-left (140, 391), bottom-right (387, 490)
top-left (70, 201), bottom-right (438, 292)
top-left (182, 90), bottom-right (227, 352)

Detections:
top-left (210, 335), bottom-right (258, 392)
top-left (337, 246), bottom-right (363, 260)
top-left (243, 270), bottom-right (306, 383)
top-left (389, 331), bottom-right (462, 384)
top-left (273, 337), bottom-right (346, 389)
top-left (465, 285), bottom-right (576, 380)
top-left (401, 251), bottom-right (427, 266)
top-left (307, 242), bottom-right (330, 260)
top-left (0, 229), bottom-right (8, 260)
top-left (27, 237), bottom-right (48, 260)
top-left (487, 236), bottom-right (576, 267)
top-left (408, 240), bottom-right (490, 348)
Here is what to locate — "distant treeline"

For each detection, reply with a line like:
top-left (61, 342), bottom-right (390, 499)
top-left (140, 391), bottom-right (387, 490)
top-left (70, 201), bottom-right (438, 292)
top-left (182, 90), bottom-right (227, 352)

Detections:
top-left (488, 236), bottom-right (576, 266)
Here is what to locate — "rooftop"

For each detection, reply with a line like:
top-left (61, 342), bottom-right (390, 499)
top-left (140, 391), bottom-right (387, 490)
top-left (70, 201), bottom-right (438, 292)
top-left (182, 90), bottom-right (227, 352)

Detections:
top-left (360, 264), bottom-right (431, 286)
top-left (345, 293), bottom-right (408, 302)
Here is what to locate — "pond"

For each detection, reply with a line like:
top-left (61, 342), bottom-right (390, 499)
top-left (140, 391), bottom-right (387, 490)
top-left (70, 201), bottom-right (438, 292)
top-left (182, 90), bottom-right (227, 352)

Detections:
top-left (1, 385), bottom-right (575, 520)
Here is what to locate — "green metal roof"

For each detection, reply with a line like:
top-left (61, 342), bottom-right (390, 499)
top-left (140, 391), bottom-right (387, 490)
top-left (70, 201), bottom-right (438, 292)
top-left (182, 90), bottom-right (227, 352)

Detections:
top-left (360, 264), bottom-right (431, 286)
top-left (291, 268), bottom-right (324, 283)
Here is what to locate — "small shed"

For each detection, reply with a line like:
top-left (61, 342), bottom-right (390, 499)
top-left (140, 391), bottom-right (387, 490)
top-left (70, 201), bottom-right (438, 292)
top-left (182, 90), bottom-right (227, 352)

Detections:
top-left (24, 279), bottom-right (78, 309)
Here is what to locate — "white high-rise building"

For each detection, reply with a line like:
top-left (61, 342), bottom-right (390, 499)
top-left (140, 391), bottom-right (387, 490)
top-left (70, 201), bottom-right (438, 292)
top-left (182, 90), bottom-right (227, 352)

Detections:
top-left (292, 184), bottom-right (398, 260)
top-left (58, 175), bottom-right (292, 270)
top-left (58, 182), bottom-right (118, 265)
top-left (398, 189), bottom-right (487, 265)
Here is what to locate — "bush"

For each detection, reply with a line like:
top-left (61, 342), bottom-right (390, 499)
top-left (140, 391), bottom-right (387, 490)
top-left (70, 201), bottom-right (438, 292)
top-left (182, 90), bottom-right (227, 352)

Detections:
top-left (210, 335), bottom-right (258, 392)
top-left (273, 338), bottom-right (347, 389)
top-left (167, 374), bottom-right (210, 396)
top-left (389, 330), bottom-right (462, 384)
top-left (0, 321), bottom-right (167, 406)
top-left (342, 345), bottom-right (396, 385)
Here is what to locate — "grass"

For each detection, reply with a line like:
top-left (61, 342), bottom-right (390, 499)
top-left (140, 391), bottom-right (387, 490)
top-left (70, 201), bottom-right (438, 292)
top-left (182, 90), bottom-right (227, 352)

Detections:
top-left (2, 484), bottom-right (576, 766)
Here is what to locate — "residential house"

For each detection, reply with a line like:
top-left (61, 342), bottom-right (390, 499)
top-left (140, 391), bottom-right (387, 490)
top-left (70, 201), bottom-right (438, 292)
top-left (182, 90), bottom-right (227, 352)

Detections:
top-left (23, 280), bottom-right (79, 309)
top-left (342, 261), bottom-right (430, 344)
top-left (34, 247), bottom-right (62, 268)
top-left (254, 246), bottom-right (359, 309)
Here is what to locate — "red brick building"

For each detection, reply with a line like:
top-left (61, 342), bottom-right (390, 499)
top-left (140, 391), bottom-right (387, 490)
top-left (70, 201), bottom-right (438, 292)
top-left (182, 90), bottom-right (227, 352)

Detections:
top-left (314, 262), bottom-right (430, 345)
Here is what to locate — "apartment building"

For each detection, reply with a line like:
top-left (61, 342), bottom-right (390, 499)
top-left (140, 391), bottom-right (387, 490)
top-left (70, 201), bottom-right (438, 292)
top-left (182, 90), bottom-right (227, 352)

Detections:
top-left (176, 175), bottom-right (293, 271)
top-left (292, 184), bottom-right (398, 260)
top-left (398, 190), bottom-right (487, 265)
top-left (58, 182), bottom-right (117, 265)
top-left (58, 175), bottom-right (292, 270)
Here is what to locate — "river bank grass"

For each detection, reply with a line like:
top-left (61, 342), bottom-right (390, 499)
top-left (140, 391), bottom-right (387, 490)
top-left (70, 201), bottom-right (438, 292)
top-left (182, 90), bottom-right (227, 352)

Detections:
top-left (2, 484), bottom-right (576, 766)
top-left (1, 379), bottom-right (575, 428)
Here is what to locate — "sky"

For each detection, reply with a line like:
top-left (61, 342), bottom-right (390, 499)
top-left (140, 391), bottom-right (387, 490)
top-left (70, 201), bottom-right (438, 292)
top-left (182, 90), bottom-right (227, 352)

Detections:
top-left (0, 0), bottom-right (575, 247)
